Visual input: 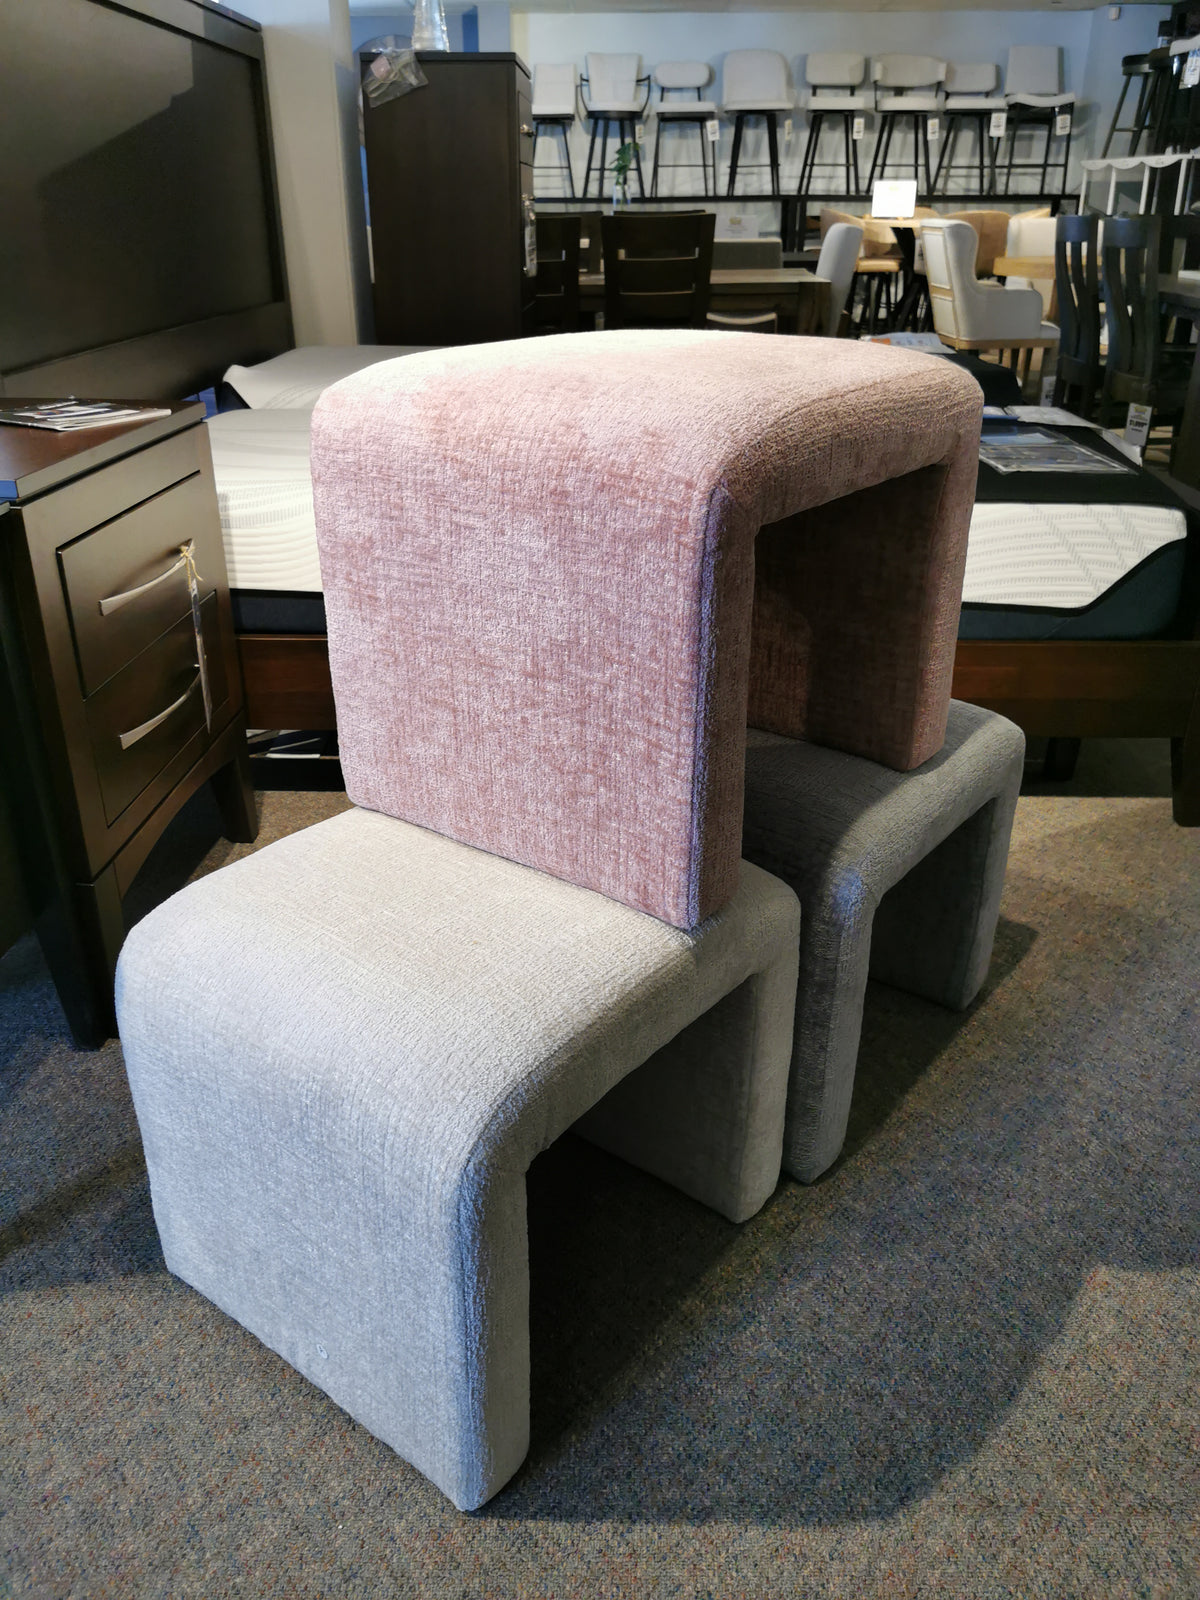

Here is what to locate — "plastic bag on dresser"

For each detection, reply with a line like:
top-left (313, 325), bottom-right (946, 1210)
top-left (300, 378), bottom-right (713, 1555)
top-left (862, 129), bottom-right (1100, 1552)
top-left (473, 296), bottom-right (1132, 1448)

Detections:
top-left (359, 37), bottom-right (427, 107)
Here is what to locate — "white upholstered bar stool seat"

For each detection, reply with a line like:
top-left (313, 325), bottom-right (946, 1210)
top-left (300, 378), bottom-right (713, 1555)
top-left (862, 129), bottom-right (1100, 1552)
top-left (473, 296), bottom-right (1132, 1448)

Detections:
top-left (117, 806), bottom-right (801, 1511)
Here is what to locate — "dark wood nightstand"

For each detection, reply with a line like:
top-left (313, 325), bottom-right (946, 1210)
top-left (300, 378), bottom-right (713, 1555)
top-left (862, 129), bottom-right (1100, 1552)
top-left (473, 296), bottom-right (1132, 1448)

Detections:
top-left (0, 403), bottom-right (258, 1046)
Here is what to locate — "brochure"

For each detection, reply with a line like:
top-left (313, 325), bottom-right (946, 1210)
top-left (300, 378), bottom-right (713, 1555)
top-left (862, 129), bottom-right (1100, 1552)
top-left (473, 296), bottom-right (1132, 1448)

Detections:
top-left (0, 399), bottom-right (172, 433)
top-left (978, 429), bottom-right (1134, 475)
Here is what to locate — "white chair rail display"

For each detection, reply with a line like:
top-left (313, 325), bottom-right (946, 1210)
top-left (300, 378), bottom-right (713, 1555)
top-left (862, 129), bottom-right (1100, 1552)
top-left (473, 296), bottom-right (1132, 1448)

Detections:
top-left (1079, 150), bottom-right (1200, 217)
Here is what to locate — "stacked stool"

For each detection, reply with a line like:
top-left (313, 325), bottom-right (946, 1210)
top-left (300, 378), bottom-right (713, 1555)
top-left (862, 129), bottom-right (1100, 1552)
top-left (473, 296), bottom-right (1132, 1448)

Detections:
top-left (116, 334), bottom-right (1000, 1510)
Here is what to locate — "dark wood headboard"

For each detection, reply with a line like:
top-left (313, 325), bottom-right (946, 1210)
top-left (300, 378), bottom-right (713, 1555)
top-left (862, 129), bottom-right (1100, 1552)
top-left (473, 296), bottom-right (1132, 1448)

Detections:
top-left (0, 0), bottom-right (292, 403)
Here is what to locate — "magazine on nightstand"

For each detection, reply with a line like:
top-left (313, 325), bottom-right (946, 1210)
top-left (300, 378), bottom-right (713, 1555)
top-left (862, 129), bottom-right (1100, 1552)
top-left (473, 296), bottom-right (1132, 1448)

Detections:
top-left (0, 399), bottom-right (172, 432)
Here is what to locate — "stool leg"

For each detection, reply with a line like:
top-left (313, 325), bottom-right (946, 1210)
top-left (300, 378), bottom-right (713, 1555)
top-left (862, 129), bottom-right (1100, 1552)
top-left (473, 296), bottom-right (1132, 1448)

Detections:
top-left (561, 123), bottom-right (576, 198)
top-left (931, 114), bottom-right (953, 193)
top-left (767, 112), bottom-right (780, 197)
top-left (869, 783), bottom-right (1022, 1012)
top-left (583, 118), bottom-right (599, 199)
top-left (651, 116), bottom-right (663, 197)
top-left (578, 944), bottom-right (799, 1224)
top-left (599, 119), bottom-right (611, 198)
top-left (629, 122), bottom-right (646, 197)
top-left (727, 113), bottom-right (744, 196)
top-left (798, 112), bottom-right (820, 196)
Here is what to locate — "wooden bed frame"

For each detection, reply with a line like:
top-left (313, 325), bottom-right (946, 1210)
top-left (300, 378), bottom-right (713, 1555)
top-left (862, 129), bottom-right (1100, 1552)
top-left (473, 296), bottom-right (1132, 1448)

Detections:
top-left (238, 625), bottom-right (1200, 827)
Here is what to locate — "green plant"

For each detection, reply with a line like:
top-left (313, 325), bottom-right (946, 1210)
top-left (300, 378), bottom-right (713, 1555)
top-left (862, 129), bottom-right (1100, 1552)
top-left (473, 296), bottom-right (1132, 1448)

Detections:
top-left (611, 140), bottom-right (640, 187)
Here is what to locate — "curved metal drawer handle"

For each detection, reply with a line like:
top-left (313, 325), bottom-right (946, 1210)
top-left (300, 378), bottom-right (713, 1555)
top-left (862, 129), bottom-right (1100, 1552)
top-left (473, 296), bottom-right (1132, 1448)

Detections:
top-left (99, 553), bottom-right (188, 616)
top-left (117, 670), bottom-right (200, 750)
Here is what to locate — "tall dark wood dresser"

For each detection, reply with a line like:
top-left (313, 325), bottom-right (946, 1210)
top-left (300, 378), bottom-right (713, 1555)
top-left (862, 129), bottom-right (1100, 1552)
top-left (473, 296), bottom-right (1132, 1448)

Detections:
top-left (0, 405), bottom-right (257, 1046)
top-left (364, 51), bottom-right (536, 345)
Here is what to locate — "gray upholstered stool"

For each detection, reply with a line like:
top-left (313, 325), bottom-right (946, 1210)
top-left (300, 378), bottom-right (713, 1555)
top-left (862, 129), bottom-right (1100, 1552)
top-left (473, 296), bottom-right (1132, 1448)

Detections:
top-left (116, 807), bottom-right (800, 1510)
top-left (742, 700), bottom-right (1025, 1184)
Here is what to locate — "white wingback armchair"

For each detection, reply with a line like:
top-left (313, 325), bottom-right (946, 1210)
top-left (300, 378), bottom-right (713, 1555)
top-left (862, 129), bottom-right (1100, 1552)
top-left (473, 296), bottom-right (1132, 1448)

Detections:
top-left (921, 219), bottom-right (1058, 347)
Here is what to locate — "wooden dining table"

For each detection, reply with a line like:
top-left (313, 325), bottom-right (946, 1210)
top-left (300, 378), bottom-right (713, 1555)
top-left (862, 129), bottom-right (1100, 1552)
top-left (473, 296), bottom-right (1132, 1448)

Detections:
top-left (578, 267), bottom-right (831, 335)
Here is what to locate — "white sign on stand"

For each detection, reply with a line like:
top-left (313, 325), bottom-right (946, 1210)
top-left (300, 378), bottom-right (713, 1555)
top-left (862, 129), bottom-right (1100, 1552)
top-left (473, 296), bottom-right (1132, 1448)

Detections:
top-left (1124, 402), bottom-right (1153, 451)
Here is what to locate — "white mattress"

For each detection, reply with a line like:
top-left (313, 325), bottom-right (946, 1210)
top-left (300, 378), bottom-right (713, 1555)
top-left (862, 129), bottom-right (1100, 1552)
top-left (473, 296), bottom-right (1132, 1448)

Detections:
top-left (207, 407), bottom-right (1189, 611)
top-left (963, 502), bottom-right (1187, 609)
top-left (206, 409), bottom-right (320, 592)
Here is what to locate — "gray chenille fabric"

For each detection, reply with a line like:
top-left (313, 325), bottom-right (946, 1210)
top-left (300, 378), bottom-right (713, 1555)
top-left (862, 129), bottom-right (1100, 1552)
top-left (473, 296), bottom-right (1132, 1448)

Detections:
top-left (743, 700), bottom-right (1025, 1185)
top-left (115, 807), bottom-right (800, 1511)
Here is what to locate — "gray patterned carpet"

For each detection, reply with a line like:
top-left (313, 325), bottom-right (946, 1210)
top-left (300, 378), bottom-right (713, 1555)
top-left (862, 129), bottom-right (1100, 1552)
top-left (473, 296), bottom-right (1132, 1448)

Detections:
top-left (2, 740), bottom-right (1197, 1599)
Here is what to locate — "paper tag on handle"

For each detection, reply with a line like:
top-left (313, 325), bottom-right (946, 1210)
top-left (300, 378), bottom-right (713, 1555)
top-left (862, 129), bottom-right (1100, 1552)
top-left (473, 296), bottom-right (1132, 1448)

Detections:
top-left (989, 111), bottom-right (1007, 138)
top-left (1124, 402), bottom-right (1152, 451)
top-left (852, 115), bottom-right (865, 141)
top-left (1055, 111), bottom-right (1072, 137)
top-left (927, 117), bottom-right (940, 142)
top-left (1040, 373), bottom-right (1056, 405)
top-left (784, 117), bottom-right (793, 142)
top-left (706, 118), bottom-right (719, 142)
top-left (180, 541), bottom-right (213, 730)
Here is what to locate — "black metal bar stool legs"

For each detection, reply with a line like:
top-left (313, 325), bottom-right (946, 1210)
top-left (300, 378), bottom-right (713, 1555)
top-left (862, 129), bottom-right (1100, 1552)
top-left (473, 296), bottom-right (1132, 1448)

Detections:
top-left (582, 116), bottom-right (645, 200)
top-left (931, 112), bottom-right (999, 196)
top-left (533, 117), bottom-right (576, 199)
top-left (651, 117), bottom-right (714, 197)
top-left (726, 112), bottom-right (782, 197)
top-left (866, 112), bottom-right (936, 195)
top-left (797, 111), bottom-right (861, 198)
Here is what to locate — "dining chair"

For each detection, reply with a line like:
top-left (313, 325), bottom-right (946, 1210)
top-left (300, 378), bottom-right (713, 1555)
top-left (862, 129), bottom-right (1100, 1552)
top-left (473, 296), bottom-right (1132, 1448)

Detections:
top-left (721, 50), bottom-right (793, 197)
top-left (821, 207), bottom-right (901, 335)
top-left (921, 218), bottom-right (1058, 389)
top-left (580, 53), bottom-right (650, 200)
top-left (1052, 211), bottom-right (1102, 420)
top-left (866, 54), bottom-right (947, 196)
top-left (531, 64), bottom-right (578, 198)
top-left (814, 221), bottom-right (863, 335)
top-left (600, 210), bottom-right (716, 329)
top-left (532, 214), bottom-right (582, 333)
top-left (1100, 213), bottom-right (1192, 442)
top-left (931, 63), bottom-right (1007, 195)
top-left (651, 61), bottom-right (718, 197)
top-left (796, 52), bottom-right (870, 199)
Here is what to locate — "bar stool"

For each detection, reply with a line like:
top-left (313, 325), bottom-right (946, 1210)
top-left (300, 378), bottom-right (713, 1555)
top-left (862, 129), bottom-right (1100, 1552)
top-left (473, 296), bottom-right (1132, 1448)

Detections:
top-left (866, 54), bottom-right (947, 196)
top-left (531, 64), bottom-right (578, 199)
top-left (999, 45), bottom-right (1076, 198)
top-left (796, 52), bottom-right (870, 198)
top-left (651, 61), bottom-right (719, 197)
top-left (1102, 50), bottom-right (1169, 158)
top-left (1155, 33), bottom-right (1200, 154)
top-left (931, 63), bottom-right (1007, 195)
top-left (722, 50), bottom-right (794, 197)
top-left (580, 53), bottom-right (650, 201)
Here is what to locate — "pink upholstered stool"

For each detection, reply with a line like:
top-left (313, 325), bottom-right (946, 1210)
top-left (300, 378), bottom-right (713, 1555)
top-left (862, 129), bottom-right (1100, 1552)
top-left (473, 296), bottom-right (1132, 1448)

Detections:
top-left (312, 332), bottom-right (983, 929)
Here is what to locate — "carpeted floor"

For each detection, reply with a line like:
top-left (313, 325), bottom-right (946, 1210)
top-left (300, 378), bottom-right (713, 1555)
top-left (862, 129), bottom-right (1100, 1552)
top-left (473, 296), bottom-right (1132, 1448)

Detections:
top-left (2, 740), bottom-right (1197, 1599)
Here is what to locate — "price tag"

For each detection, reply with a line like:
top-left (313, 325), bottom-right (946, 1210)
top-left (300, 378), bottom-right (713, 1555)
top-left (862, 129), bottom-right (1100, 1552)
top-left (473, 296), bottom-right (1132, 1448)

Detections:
top-left (852, 115), bottom-right (865, 141)
top-left (989, 110), bottom-right (1007, 139)
top-left (706, 118), bottom-right (720, 142)
top-left (524, 202), bottom-right (537, 276)
top-left (1124, 402), bottom-right (1152, 450)
top-left (1185, 48), bottom-right (1200, 89)
top-left (784, 117), bottom-right (793, 142)
top-left (635, 122), bottom-right (644, 144)
top-left (1055, 111), bottom-right (1072, 137)
top-left (927, 117), bottom-right (940, 142)
top-left (1040, 373), bottom-right (1056, 406)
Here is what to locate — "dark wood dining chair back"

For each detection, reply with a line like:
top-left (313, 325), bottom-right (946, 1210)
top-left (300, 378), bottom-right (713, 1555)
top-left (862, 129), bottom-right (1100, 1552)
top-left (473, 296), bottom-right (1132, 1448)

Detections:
top-left (601, 211), bottom-right (716, 329)
top-left (1100, 213), bottom-right (1164, 411)
top-left (1052, 211), bottom-right (1101, 418)
top-left (533, 214), bottom-right (582, 333)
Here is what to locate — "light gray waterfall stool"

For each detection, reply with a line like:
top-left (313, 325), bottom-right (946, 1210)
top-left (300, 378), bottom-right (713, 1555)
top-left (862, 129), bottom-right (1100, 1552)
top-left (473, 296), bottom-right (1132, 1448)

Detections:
top-left (742, 700), bottom-right (1025, 1184)
top-left (116, 807), bottom-right (800, 1511)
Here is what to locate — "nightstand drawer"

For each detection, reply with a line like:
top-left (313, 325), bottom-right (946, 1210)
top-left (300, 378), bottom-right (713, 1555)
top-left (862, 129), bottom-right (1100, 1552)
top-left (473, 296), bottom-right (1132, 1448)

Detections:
top-left (86, 594), bottom-right (227, 825)
top-left (59, 473), bottom-right (214, 696)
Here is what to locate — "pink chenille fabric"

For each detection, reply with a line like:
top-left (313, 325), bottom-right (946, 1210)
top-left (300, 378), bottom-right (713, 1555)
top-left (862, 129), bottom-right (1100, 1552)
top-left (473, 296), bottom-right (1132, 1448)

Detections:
top-left (310, 331), bottom-right (982, 929)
